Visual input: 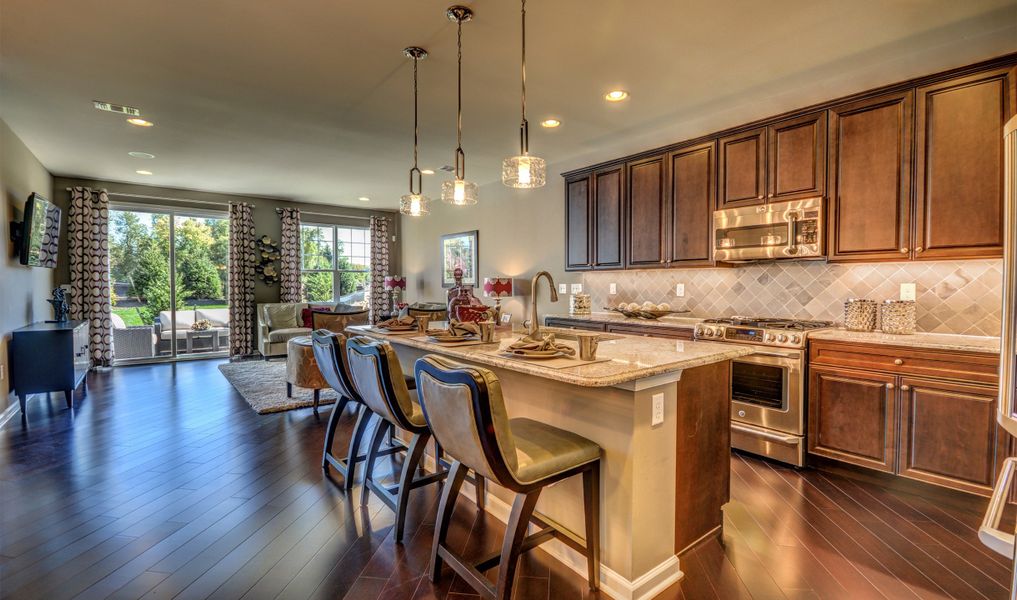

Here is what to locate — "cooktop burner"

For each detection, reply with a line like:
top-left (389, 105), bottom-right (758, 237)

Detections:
top-left (703, 317), bottom-right (834, 331)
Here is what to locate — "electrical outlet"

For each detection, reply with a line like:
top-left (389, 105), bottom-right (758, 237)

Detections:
top-left (558, 283), bottom-right (567, 294)
top-left (609, 283), bottom-right (617, 295)
top-left (675, 283), bottom-right (685, 297)
top-left (651, 393), bottom-right (664, 427)
top-left (570, 283), bottom-right (583, 294)
top-left (900, 283), bottom-right (916, 301)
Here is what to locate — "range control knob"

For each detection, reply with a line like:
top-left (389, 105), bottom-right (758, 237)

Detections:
top-left (790, 334), bottom-right (801, 344)
top-left (765, 333), bottom-right (776, 342)
top-left (777, 334), bottom-right (789, 343)
top-left (702, 327), bottom-right (714, 337)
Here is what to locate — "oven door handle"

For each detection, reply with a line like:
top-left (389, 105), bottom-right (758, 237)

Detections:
top-left (740, 351), bottom-right (800, 360)
top-left (731, 422), bottom-right (800, 445)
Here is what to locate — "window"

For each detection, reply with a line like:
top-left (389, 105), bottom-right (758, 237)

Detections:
top-left (300, 224), bottom-right (371, 305)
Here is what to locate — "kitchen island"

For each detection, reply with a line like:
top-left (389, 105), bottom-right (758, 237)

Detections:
top-left (348, 325), bottom-right (750, 600)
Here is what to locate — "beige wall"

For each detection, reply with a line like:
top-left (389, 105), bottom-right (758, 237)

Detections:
top-left (1, 120), bottom-right (55, 410)
top-left (399, 170), bottom-right (584, 325)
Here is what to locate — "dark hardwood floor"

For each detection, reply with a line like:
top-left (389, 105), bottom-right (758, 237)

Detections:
top-left (0, 359), bottom-right (1010, 599)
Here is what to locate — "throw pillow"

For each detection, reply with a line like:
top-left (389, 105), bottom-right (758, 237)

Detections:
top-left (265, 304), bottom-right (298, 330)
top-left (303, 306), bottom-right (333, 328)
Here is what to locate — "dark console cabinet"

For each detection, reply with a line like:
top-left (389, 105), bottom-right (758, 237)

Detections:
top-left (11, 321), bottom-right (90, 415)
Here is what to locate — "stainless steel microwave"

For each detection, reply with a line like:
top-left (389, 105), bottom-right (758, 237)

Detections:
top-left (713, 197), bottom-right (824, 261)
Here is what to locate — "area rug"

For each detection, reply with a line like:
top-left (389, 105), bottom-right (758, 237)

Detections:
top-left (218, 360), bottom-right (338, 414)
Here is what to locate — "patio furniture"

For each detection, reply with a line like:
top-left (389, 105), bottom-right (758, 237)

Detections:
top-left (154, 308), bottom-right (230, 354)
top-left (111, 313), bottom-right (157, 359)
top-left (185, 329), bottom-right (224, 353)
top-left (286, 336), bottom-right (327, 412)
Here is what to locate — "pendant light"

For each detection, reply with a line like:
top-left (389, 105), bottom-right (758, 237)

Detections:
top-left (441, 5), bottom-right (478, 206)
top-left (399, 46), bottom-right (431, 217)
top-left (502, 0), bottom-right (546, 188)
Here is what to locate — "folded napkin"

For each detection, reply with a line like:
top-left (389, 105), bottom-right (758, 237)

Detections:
top-left (378, 315), bottom-right (416, 328)
top-left (426, 321), bottom-right (480, 338)
top-left (506, 333), bottom-right (576, 357)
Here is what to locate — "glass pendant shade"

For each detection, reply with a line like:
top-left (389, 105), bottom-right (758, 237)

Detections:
top-left (502, 154), bottom-right (546, 188)
top-left (441, 178), bottom-right (478, 206)
top-left (399, 193), bottom-right (430, 216)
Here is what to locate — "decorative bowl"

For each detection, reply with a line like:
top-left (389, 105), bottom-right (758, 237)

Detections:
top-left (604, 307), bottom-right (690, 320)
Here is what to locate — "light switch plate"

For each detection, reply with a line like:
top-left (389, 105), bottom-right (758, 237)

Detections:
top-left (675, 283), bottom-right (685, 297)
top-left (900, 283), bottom-right (916, 301)
top-left (570, 283), bottom-right (583, 294)
top-left (651, 393), bottom-right (664, 427)
top-left (609, 283), bottom-right (617, 295)
top-left (558, 283), bottom-right (567, 294)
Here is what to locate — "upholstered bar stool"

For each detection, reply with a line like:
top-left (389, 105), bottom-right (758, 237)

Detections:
top-left (345, 336), bottom-right (450, 542)
top-left (414, 355), bottom-right (602, 600)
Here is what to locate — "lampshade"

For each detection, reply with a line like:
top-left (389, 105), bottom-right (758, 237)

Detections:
top-left (502, 155), bottom-right (546, 188)
top-left (384, 276), bottom-right (406, 291)
top-left (399, 194), bottom-right (430, 216)
top-left (441, 178), bottom-right (478, 206)
top-left (482, 277), bottom-right (514, 298)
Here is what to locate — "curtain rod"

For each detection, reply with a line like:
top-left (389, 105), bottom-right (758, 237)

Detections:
top-left (65, 189), bottom-right (241, 208)
top-left (278, 207), bottom-right (371, 221)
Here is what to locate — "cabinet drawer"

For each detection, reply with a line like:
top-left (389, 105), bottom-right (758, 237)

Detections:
top-left (809, 340), bottom-right (998, 386)
top-left (605, 323), bottom-right (694, 340)
top-left (544, 318), bottom-right (606, 332)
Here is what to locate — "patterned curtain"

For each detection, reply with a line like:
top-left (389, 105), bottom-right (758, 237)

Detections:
top-left (368, 215), bottom-right (391, 324)
top-left (67, 187), bottom-right (114, 367)
top-left (278, 208), bottom-right (302, 303)
top-left (228, 202), bottom-right (257, 357)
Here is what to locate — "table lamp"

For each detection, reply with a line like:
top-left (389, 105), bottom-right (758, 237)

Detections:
top-left (482, 277), bottom-right (514, 322)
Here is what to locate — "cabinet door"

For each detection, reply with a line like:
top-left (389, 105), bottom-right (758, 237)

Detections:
top-left (767, 112), bottom-right (826, 201)
top-left (670, 141), bottom-right (716, 266)
top-left (828, 91), bottom-right (913, 261)
top-left (565, 175), bottom-right (592, 270)
top-left (914, 66), bottom-right (1016, 260)
top-left (593, 165), bottom-right (625, 269)
top-left (898, 377), bottom-right (1003, 494)
top-left (808, 366), bottom-right (897, 472)
top-left (718, 127), bottom-right (766, 208)
top-left (626, 155), bottom-right (667, 268)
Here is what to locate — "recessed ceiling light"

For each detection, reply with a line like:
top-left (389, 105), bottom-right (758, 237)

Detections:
top-left (128, 151), bottom-right (155, 159)
top-left (420, 169), bottom-right (435, 175)
top-left (127, 118), bottom-right (154, 127)
top-left (604, 90), bottom-right (629, 102)
top-left (358, 196), bottom-right (370, 202)
top-left (135, 170), bottom-right (153, 175)
top-left (540, 118), bottom-right (561, 128)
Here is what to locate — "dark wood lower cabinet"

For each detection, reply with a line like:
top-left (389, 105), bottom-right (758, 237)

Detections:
top-left (808, 366), bottom-right (897, 473)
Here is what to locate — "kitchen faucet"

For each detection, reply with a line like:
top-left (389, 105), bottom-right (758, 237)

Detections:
top-left (527, 271), bottom-right (559, 338)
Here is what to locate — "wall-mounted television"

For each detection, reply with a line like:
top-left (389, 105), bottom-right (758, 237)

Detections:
top-left (12, 193), bottom-right (61, 268)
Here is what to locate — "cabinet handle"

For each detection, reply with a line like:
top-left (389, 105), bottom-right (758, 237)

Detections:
top-left (886, 383), bottom-right (895, 390)
top-left (900, 248), bottom-right (909, 254)
top-left (915, 247), bottom-right (924, 253)
top-left (894, 359), bottom-right (904, 365)
top-left (767, 193), bottom-right (774, 199)
top-left (757, 195), bottom-right (764, 200)
top-left (900, 385), bottom-right (910, 391)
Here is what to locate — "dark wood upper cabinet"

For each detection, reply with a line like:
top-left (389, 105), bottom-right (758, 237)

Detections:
top-left (914, 66), bottom-right (1016, 260)
top-left (564, 174), bottom-right (592, 270)
top-left (670, 141), bottom-right (717, 266)
top-left (898, 377), bottom-right (1004, 494)
top-left (808, 366), bottom-right (897, 473)
top-left (592, 165), bottom-right (625, 269)
top-left (828, 91), bottom-right (913, 262)
top-left (626, 155), bottom-right (667, 268)
top-left (718, 127), bottom-right (767, 208)
top-left (767, 112), bottom-right (826, 201)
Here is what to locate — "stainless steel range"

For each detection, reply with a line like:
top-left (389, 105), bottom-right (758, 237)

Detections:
top-left (694, 317), bottom-right (834, 466)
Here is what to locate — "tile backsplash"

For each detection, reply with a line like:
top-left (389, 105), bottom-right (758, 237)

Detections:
top-left (582, 260), bottom-right (1003, 336)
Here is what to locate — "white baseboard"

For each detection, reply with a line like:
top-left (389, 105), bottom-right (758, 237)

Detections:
top-left (422, 455), bottom-right (684, 600)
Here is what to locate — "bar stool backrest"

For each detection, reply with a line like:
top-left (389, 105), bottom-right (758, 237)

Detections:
top-left (310, 330), bottom-right (360, 402)
top-left (414, 355), bottom-right (519, 488)
top-left (346, 336), bottom-right (418, 431)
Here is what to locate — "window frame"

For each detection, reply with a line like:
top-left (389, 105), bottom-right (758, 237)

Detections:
top-left (300, 222), bottom-right (371, 304)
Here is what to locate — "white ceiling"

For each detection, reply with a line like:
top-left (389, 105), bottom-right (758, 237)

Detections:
top-left (2, 0), bottom-right (1015, 209)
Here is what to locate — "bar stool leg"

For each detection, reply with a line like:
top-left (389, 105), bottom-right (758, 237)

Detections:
top-left (362, 416), bottom-right (390, 506)
top-left (582, 464), bottom-right (601, 591)
top-left (474, 475), bottom-right (486, 510)
top-left (395, 431), bottom-right (431, 543)
top-left (495, 490), bottom-right (541, 600)
top-left (321, 396), bottom-right (350, 469)
top-left (343, 405), bottom-right (371, 491)
top-left (430, 460), bottom-right (467, 582)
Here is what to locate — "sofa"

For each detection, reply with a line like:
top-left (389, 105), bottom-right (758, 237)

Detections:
top-left (154, 308), bottom-right (230, 354)
top-left (258, 302), bottom-right (369, 358)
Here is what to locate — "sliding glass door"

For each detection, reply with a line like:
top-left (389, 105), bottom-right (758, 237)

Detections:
top-left (108, 205), bottom-right (229, 364)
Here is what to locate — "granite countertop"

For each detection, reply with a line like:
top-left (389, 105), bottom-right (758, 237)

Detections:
top-left (348, 326), bottom-right (750, 388)
top-left (809, 328), bottom-right (1001, 354)
top-left (546, 312), bottom-right (704, 330)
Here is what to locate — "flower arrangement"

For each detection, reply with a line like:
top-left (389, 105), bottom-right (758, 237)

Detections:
top-left (191, 319), bottom-right (212, 331)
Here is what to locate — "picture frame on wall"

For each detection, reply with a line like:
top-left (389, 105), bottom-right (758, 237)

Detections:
top-left (441, 230), bottom-right (478, 288)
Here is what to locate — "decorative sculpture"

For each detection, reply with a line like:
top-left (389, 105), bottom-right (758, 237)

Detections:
top-left (47, 287), bottom-right (69, 323)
